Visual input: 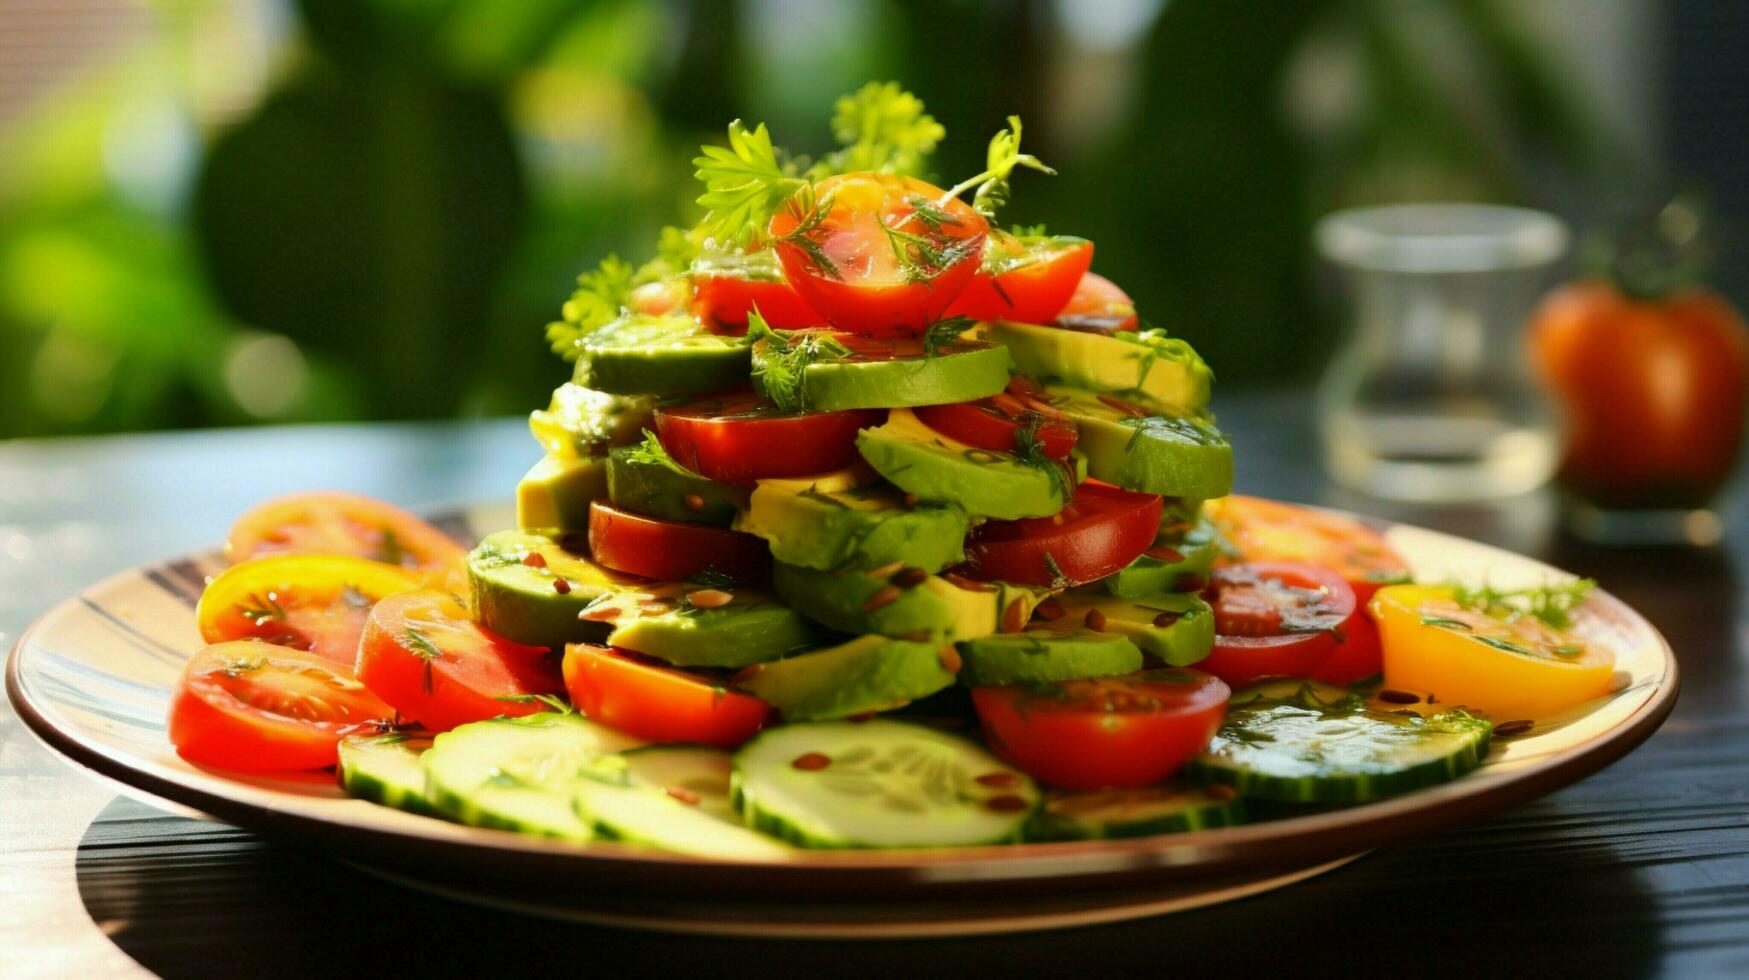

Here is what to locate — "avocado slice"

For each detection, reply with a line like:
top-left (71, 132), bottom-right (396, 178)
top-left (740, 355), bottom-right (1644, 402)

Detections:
top-left (988, 322), bottom-right (1211, 417)
top-left (468, 528), bottom-right (646, 647)
top-left (956, 629), bottom-right (1143, 687)
top-left (737, 635), bottom-right (959, 721)
top-left (529, 383), bottom-right (655, 458)
top-left (605, 588), bottom-right (816, 669)
top-left (856, 409), bottom-right (1068, 520)
top-left (606, 434), bottom-right (748, 526)
top-left (735, 467), bottom-right (970, 573)
top-left (773, 561), bottom-right (1048, 642)
top-left (756, 332), bottom-right (1012, 411)
top-left (1034, 591), bottom-right (1215, 666)
top-left (1046, 386), bottom-right (1233, 500)
top-left (1103, 516), bottom-right (1220, 597)
top-left (573, 314), bottom-right (751, 396)
top-left (516, 454), bottom-right (608, 532)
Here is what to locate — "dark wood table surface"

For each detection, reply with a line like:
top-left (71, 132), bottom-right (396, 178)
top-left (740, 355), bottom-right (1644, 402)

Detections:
top-left (4, 390), bottom-right (1747, 978)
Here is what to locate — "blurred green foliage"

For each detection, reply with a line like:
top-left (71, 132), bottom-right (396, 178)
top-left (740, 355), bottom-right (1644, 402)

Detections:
top-left (0, 0), bottom-right (1623, 437)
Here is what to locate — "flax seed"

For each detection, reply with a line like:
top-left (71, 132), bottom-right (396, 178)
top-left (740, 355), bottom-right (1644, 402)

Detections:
top-left (686, 588), bottom-right (734, 609)
top-left (937, 645), bottom-right (963, 674)
top-left (975, 772), bottom-right (1020, 789)
top-left (665, 786), bottom-right (701, 805)
top-left (522, 552), bottom-right (548, 568)
top-left (1084, 609), bottom-right (1107, 631)
top-left (866, 561), bottom-right (905, 580)
top-left (1493, 719), bottom-right (1534, 737)
top-left (1152, 611), bottom-right (1181, 628)
top-left (863, 585), bottom-right (902, 612)
top-left (890, 566), bottom-right (930, 588)
top-left (1145, 546), bottom-right (1185, 563)
top-left (1098, 393), bottom-right (1146, 418)
top-left (552, 578), bottom-right (571, 595)
top-left (684, 493), bottom-right (706, 512)
top-left (1034, 599), bottom-right (1066, 621)
top-left (1378, 689), bottom-right (1420, 704)
top-left (791, 752), bottom-right (831, 771)
top-left (579, 605), bottom-right (622, 623)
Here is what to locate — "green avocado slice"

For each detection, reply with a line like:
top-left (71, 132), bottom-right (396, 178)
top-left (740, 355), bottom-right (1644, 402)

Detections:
top-left (604, 587), bottom-right (816, 669)
top-left (751, 327), bottom-right (1011, 412)
top-left (1034, 591), bottom-right (1215, 666)
top-left (1047, 386), bottom-right (1233, 500)
top-left (772, 561), bottom-right (1047, 642)
top-left (737, 635), bottom-right (959, 721)
top-left (573, 314), bottom-right (751, 397)
top-left (516, 454), bottom-right (607, 532)
top-left (735, 468), bottom-right (970, 573)
top-left (529, 383), bottom-right (656, 458)
top-left (988, 322), bottom-right (1211, 417)
top-left (956, 629), bottom-right (1143, 687)
top-left (468, 529), bottom-right (647, 647)
top-left (606, 434), bottom-right (748, 526)
top-left (1102, 516), bottom-right (1221, 597)
top-left (856, 409), bottom-right (1068, 520)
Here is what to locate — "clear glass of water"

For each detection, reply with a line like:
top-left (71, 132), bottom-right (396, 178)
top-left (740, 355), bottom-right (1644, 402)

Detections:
top-left (1315, 204), bottom-right (1569, 502)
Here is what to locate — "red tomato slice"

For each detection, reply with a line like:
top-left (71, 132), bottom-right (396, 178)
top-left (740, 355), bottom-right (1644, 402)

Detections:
top-left (1199, 561), bottom-right (1358, 688)
top-left (960, 481), bottom-right (1162, 587)
top-left (691, 250), bottom-right (821, 331)
top-left (356, 591), bottom-right (561, 733)
top-left (588, 501), bottom-right (771, 583)
top-left (225, 491), bottom-right (465, 577)
top-left (1205, 495), bottom-right (1411, 604)
top-left (945, 236), bottom-right (1094, 324)
top-left (168, 641), bottom-right (394, 771)
top-left (914, 378), bottom-right (1077, 460)
top-left (972, 669), bottom-right (1229, 790)
top-left (562, 645), bottom-right (771, 748)
top-left (1312, 611), bottom-right (1384, 686)
top-left (654, 393), bottom-right (882, 486)
top-left (1053, 271), bottom-right (1138, 334)
top-left (768, 172), bottom-right (988, 337)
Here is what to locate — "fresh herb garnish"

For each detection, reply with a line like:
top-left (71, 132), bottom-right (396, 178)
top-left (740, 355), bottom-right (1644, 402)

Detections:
top-left (822, 82), bottom-right (944, 176)
top-left (545, 254), bottom-right (636, 361)
top-left (938, 115), bottom-right (1055, 220)
top-left (1450, 579), bottom-right (1596, 630)
top-left (403, 628), bottom-right (442, 694)
top-left (1420, 616), bottom-right (1473, 631)
top-left (693, 120), bottom-right (808, 248)
top-left (1042, 552), bottom-right (1070, 590)
top-left (776, 186), bottom-right (840, 279)
top-left (220, 655), bottom-right (266, 678)
top-left (494, 693), bottom-right (573, 714)
top-left (921, 316), bottom-right (974, 357)
top-left (237, 592), bottom-right (287, 626)
top-left (687, 568), bottom-right (738, 591)
top-left (1013, 418), bottom-right (1072, 502)
top-left (747, 310), bottom-right (850, 412)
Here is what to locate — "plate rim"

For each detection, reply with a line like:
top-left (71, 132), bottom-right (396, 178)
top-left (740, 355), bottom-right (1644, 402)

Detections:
top-left (5, 514), bottom-right (1682, 896)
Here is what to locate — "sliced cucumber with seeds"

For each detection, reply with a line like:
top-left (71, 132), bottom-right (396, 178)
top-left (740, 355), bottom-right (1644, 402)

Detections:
top-left (1102, 517), bottom-right (1220, 597)
top-left (732, 720), bottom-right (1039, 848)
top-left (422, 712), bottom-right (642, 840)
top-left (339, 732), bottom-right (438, 817)
top-left (571, 747), bottom-right (790, 859)
top-left (573, 314), bottom-right (751, 397)
top-left (1029, 784), bottom-right (1246, 841)
top-left (955, 629), bottom-right (1142, 687)
top-left (467, 529), bottom-right (645, 648)
top-left (1187, 686), bottom-right (1493, 804)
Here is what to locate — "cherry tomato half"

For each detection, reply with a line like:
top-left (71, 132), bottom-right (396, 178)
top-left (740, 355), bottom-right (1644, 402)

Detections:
top-left (768, 172), bottom-right (988, 337)
top-left (945, 236), bottom-right (1094, 325)
top-left (196, 555), bottom-right (422, 666)
top-left (691, 250), bottom-right (821, 331)
top-left (1199, 561), bottom-right (1358, 688)
top-left (654, 393), bottom-right (882, 486)
top-left (588, 501), bottom-right (771, 583)
top-left (914, 377), bottom-right (1077, 460)
top-left (1053, 271), bottom-right (1138, 334)
top-left (563, 645), bottom-right (771, 748)
top-left (972, 668), bottom-right (1229, 789)
top-left (960, 480), bottom-right (1162, 587)
top-left (225, 491), bottom-right (465, 578)
top-left (168, 641), bottom-right (394, 771)
top-left (356, 591), bottom-right (562, 733)
top-left (1205, 495), bottom-right (1410, 604)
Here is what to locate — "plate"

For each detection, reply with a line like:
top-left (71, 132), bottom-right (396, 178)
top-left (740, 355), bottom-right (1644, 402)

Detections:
top-left (7, 504), bottom-right (1677, 937)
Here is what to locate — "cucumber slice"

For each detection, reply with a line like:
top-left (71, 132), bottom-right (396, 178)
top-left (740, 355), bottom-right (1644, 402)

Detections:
top-left (1048, 386), bottom-right (1233, 499)
top-left (1039, 591), bottom-right (1215, 666)
top-left (1102, 517), bottom-right (1220, 597)
top-left (573, 314), bottom-right (751, 397)
top-left (988, 322), bottom-right (1211, 417)
top-left (606, 434), bottom-right (748, 526)
top-left (338, 732), bottom-right (438, 817)
top-left (572, 747), bottom-right (790, 859)
top-left (529, 383), bottom-right (655, 457)
top-left (956, 630), bottom-right (1143, 687)
top-left (732, 719), bottom-right (1039, 848)
top-left (737, 635), bottom-right (958, 721)
top-left (772, 560), bottom-right (1046, 642)
top-left (1029, 784), bottom-right (1246, 841)
top-left (736, 468), bottom-right (970, 573)
top-left (605, 587), bottom-right (816, 669)
top-left (468, 529), bottom-right (644, 648)
top-left (422, 712), bottom-right (642, 840)
top-left (856, 409), bottom-right (1067, 520)
top-left (1187, 687), bottom-right (1494, 804)
top-left (516, 454), bottom-right (607, 532)
top-left (766, 335), bottom-right (1012, 411)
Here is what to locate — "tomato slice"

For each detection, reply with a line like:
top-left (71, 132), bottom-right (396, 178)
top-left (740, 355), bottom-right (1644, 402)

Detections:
top-left (654, 393), bottom-right (882, 486)
top-left (356, 590), bottom-right (562, 733)
top-left (1053, 271), bottom-right (1138, 334)
top-left (563, 645), bottom-right (771, 748)
top-left (1199, 561), bottom-right (1358, 688)
top-left (588, 501), bottom-right (771, 583)
top-left (768, 172), bottom-right (988, 337)
top-left (691, 250), bottom-right (821, 331)
top-left (960, 481), bottom-right (1161, 587)
top-left (914, 377), bottom-right (1077, 460)
top-left (196, 555), bottom-right (422, 666)
top-left (971, 669), bottom-right (1229, 790)
top-left (1205, 495), bottom-right (1410, 604)
top-left (168, 641), bottom-right (394, 771)
top-left (1311, 611), bottom-right (1384, 686)
top-left (225, 491), bottom-right (465, 577)
top-left (945, 235), bottom-right (1094, 325)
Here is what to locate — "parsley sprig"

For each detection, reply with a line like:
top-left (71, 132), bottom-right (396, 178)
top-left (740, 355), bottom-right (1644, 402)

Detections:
top-left (824, 81), bottom-right (944, 176)
top-left (922, 316), bottom-right (975, 357)
top-left (747, 311), bottom-right (850, 413)
top-left (693, 120), bottom-right (808, 248)
top-left (1450, 580), bottom-right (1597, 630)
top-left (939, 116), bottom-right (1056, 219)
top-left (1013, 417), bottom-right (1073, 503)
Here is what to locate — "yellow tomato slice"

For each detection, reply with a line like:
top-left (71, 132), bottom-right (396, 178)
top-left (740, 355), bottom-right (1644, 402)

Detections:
top-left (196, 555), bottom-right (424, 666)
top-left (1369, 584), bottom-right (1616, 720)
top-left (225, 491), bottom-right (465, 578)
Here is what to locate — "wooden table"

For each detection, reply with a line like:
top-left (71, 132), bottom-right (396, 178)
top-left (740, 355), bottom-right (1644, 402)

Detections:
top-left (4, 393), bottom-right (1747, 978)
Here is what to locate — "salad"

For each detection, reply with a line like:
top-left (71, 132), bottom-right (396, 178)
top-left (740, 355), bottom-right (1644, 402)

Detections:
top-left (165, 85), bottom-right (1618, 854)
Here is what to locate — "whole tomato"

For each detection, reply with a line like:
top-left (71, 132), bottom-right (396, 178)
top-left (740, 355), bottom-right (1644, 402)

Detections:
top-left (1530, 279), bottom-right (1749, 508)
